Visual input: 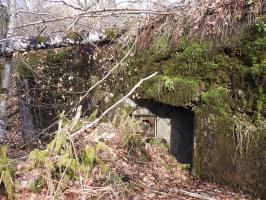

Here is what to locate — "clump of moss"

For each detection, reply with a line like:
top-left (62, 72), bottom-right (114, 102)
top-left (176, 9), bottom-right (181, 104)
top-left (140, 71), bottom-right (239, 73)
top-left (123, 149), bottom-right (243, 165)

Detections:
top-left (149, 34), bottom-right (170, 61)
top-left (64, 32), bottom-right (82, 42)
top-left (46, 47), bottom-right (72, 65)
top-left (105, 27), bottom-right (118, 39)
top-left (141, 75), bottom-right (199, 107)
top-left (36, 36), bottom-right (45, 45)
top-left (196, 87), bottom-right (235, 139)
top-left (201, 87), bottom-right (232, 115)
top-left (148, 138), bottom-right (169, 151)
top-left (125, 24), bottom-right (266, 122)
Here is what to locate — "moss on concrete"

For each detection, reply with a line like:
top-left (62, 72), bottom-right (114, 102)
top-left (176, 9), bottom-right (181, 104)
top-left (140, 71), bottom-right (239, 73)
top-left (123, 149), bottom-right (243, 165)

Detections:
top-left (115, 16), bottom-right (266, 198)
top-left (64, 32), bottom-right (82, 42)
top-left (15, 46), bottom-right (94, 130)
top-left (15, 14), bottom-right (266, 198)
top-left (140, 75), bottom-right (200, 107)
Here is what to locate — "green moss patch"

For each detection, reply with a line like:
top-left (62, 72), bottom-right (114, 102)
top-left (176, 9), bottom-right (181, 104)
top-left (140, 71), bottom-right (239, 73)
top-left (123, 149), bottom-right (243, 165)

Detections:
top-left (141, 75), bottom-right (199, 106)
top-left (110, 17), bottom-right (266, 198)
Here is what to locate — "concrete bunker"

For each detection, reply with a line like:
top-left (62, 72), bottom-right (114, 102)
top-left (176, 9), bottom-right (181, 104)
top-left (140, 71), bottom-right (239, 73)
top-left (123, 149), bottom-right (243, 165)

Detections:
top-left (133, 99), bottom-right (194, 164)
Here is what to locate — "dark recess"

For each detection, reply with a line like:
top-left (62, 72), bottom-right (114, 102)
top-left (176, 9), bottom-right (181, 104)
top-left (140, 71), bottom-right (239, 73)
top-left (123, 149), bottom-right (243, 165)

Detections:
top-left (135, 99), bottom-right (194, 164)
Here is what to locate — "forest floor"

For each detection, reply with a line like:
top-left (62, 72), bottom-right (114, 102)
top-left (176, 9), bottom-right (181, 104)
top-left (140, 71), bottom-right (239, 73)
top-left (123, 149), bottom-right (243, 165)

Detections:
top-left (0, 80), bottom-right (253, 200)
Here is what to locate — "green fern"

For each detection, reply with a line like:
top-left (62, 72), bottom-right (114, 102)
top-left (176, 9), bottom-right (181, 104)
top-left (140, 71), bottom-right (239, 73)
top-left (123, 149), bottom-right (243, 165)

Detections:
top-left (95, 157), bottom-right (109, 176)
top-left (28, 110), bottom-right (112, 195)
top-left (161, 76), bottom-right (175, 91)
top-left (29, 149), bottom-right (49, 168)
top-left (29, 176), bottom-right (45, 193)
top-left (82, 143), bottom-right (111, 176)
top-left (113, 110), bottom-right (143, 153)
top-left (83, 146), bottom-right (96, 167)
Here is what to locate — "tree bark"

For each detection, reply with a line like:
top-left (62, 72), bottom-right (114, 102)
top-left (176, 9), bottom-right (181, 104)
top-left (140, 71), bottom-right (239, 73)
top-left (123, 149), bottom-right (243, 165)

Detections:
top-left (0, 32), bottom-right (107, 57)
top-left (6, 0), bottom-right (16, 37)
top-left (0, 4), bottom-right (8, 38)
top-left (0, 3), bottom-right (9, 143)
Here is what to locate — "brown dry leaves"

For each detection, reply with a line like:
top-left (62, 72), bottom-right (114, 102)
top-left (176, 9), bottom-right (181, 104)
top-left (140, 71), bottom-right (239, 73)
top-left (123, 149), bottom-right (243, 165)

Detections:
top-left (6, 122), bottom-right (252, 200)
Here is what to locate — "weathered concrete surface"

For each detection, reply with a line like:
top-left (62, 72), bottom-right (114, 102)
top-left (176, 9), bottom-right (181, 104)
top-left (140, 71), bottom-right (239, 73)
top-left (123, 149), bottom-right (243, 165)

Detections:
top-left (19, 79), bottom-right (37, 147)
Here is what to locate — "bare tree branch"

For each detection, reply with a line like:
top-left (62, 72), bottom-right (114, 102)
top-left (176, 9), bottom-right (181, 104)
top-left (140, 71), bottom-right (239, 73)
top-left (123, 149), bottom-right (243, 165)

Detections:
top-left (15, 10), bottom-right (91, 29)
top-left (16, 10), bottom-right (57, 17)
top-left (70, 71), bottom-right (158, 138)
top-left (14, 8), bottom-right (172, 29)
top-left (46, 0), bottom-right (102, 11)
top-left (51, 0), bottom-right (83, 10)
top-left (68, 36), bottom-right (137, 113)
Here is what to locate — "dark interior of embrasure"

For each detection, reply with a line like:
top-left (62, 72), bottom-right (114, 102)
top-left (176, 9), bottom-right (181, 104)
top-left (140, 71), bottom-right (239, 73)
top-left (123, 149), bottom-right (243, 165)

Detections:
top-left (135, 99), bottom-right (194, 164)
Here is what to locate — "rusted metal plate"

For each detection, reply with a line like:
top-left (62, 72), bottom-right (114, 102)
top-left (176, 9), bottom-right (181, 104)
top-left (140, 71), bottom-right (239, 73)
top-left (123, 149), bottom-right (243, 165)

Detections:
top-left (138, 116), bottom-right (156, 137)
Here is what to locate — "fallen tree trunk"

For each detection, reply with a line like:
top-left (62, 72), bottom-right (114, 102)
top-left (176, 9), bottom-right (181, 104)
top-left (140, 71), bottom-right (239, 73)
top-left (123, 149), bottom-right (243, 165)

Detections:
top-left (0, 32), bottom-right (108, 57)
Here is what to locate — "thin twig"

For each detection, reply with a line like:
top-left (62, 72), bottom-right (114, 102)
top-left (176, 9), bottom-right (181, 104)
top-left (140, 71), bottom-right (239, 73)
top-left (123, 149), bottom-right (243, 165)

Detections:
top-left (71, 72), bottom-right (158, 138)
top-left (14, 8), bottom-right (171, 29)
top-left (70, 37), bottom-right (137, 110)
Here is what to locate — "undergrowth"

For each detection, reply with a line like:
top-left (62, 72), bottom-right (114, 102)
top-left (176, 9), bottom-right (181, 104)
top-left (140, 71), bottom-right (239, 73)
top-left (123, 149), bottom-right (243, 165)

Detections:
top-left (112, 110), bottom-right (142, 153)
top-left (0, 146), bottom-right (14, 200)
top-left (28, 109), bottom-right (111, 198)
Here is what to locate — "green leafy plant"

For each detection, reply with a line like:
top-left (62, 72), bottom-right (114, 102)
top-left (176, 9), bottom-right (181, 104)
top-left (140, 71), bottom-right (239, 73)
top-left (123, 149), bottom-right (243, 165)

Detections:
top-left (29, 176), bottom-right (45, 193)
top-left (29, 110), bottom-right (111, 197)
top-left (113, 110), bottom-right (142, 153)
top-left (83, 142), bottom-right (111, 176)
top-left (148, 138), bottom-right (168, 151)
top-left (0, 146), bottom-right (14, 200)
top-left (161, 76), bottom-right (175, 91)
top-left (256, 21), bottom-right (266, 33)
